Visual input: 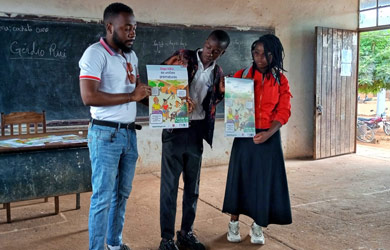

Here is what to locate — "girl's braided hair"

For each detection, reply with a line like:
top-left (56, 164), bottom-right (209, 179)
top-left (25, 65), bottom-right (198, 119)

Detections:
top-left (251, 34), bottom-right (286, 84)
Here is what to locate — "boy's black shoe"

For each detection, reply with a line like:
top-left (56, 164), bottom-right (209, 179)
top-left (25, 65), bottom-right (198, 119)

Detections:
top-left (159, 239), bottom-right (179, 250)
top-left (175, 231), bottom-right (205, 250)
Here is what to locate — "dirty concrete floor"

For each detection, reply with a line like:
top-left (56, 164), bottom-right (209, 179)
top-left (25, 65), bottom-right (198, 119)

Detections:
top-left (0, 144), bottom-right (389, 250)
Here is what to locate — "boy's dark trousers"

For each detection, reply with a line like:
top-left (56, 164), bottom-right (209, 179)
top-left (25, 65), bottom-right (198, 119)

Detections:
top-left (160, 121), bottom-right (204, 240)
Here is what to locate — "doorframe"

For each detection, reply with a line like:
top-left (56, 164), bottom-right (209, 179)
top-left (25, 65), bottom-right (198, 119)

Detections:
top-left (355, 26), bottom-right (390, 150)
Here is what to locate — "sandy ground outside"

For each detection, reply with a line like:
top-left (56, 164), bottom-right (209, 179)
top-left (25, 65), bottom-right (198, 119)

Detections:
top-left (358, 100), bottom-right (390, 150)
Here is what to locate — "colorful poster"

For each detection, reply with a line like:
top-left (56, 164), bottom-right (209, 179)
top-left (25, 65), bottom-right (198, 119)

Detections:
top-left (224, 77), bottom-right (256, 137)
top-left (147, 65), bottom-right (189, 129)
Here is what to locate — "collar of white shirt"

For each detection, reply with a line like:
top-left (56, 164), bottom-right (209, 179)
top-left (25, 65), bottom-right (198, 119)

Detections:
top-left (196, 49), bottom-right (216, 72)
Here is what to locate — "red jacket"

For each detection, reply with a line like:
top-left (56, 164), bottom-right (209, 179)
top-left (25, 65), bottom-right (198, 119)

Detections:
top-left (234, 67), bottom-right (292, 129)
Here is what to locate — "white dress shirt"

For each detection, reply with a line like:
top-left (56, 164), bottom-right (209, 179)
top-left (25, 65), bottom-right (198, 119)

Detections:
top-left (189, 49), bottom-right (216, 120)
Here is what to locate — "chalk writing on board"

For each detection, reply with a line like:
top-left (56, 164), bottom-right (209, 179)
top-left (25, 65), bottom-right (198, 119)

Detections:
top-left (230, 39), bottom-right (247, 50)
top-left (152, 40), bottom-right (188, 54)
top-left (0, 24), bottom-right (49, 33)
top-left (9, 41), bottom-right (66, 60)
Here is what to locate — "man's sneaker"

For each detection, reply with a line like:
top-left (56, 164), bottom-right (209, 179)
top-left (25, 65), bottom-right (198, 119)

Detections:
top-left (159, 239), bottom-right (179, 250)
top-left (120, 244), bottom-right (131, 250)
top-left (106, 243), bottom-right (131, 250)
top-left (249, 222), bottom-right (265, 244)
top-left (227, 220), bottom-right (241, 242)
top-left (176, 231), bottom-right (206, 250)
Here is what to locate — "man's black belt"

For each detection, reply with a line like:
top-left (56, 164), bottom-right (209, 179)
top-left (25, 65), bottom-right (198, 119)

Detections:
top-left (91, 119), bottom-right (142, 130)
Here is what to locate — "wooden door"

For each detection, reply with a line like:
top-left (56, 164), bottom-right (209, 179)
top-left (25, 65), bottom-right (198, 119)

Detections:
top-left (314, 27), bottom-right (358, 159)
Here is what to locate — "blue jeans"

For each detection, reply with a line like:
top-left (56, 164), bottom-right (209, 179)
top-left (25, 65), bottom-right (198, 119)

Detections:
top-left (88, 124), bottom-right (138, 250)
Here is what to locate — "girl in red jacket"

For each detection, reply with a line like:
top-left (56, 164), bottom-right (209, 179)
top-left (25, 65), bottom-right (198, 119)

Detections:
top-left (222, 34), bottom-right (292, 245)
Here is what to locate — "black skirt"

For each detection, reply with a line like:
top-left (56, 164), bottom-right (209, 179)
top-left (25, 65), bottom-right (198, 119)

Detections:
top-left (222, 129), bottom-right (292, 227)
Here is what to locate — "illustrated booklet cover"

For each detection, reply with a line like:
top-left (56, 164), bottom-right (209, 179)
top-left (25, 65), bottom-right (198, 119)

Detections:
top-left (224, 77), bottom-right (256, 137)
top-left (147, 65), bottom-right (189, 129)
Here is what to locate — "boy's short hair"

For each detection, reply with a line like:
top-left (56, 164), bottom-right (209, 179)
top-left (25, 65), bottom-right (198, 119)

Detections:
top-left (103, 2), bottom-right (134, 24)
top-left (208, 30), bottom-right (230, 49)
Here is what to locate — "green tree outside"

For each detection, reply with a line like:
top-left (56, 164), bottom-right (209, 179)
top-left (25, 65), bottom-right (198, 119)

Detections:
top-left (359, 29), bottom-right (390, 94)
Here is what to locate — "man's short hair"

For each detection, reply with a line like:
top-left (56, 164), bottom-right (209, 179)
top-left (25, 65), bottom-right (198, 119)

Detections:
top-left (103, 2), bottom-right (134, 24)
top-left (208, 30), bottom-right (230, 49)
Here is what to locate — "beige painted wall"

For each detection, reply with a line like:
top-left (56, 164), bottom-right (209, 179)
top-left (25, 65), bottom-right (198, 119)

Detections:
top-left (0, 0), bottom-right (358, 170)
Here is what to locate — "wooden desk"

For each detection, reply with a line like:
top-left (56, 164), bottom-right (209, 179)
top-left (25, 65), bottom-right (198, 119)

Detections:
top-left (0, 130), bottom-right (91, 223)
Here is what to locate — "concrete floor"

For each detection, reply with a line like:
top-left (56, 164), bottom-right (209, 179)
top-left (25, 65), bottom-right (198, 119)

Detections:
top-left (0, 145), bottom-right (389, 250)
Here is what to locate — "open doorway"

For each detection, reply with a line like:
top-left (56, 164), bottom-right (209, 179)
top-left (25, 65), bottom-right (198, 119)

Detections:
top-left (357, 29), bottom-right (390, 150)
top-left (356, 0), bottom-right (390, 158)
top-left (313, 1), bottom-right (390, 159)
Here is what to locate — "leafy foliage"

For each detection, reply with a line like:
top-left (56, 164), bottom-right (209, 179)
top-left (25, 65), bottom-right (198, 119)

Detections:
top-left (148, 80), bottom-right (157, 87)
top-left (359, 29), bottom-right (390, 94)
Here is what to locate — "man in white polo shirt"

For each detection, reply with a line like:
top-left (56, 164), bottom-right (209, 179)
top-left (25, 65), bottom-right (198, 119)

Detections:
top-left (79, 3), bottom-right (151, 250)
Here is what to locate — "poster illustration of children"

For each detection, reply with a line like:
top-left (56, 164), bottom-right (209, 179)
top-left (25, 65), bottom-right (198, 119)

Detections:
top-left (147, 65), bottom-right (189, 128)
top-left (152, 96), bottom-right (162, 112)
top-left (162, 99), bottom-right (171, 120)
top-left (227, 107), bottom-right (234, 122)
top-left (224, 77), bottom-right (255, 137)
top-left (234, 109), bottom-right (240, 130)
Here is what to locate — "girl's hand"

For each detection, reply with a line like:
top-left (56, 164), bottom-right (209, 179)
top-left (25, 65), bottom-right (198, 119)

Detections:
top-left (253, 121), bottom-right (282, 144)
top-left (253, 131), bottom-right (271, 144)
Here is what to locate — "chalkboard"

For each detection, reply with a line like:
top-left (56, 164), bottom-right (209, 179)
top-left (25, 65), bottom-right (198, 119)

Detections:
top-left (0, 18), bottom-right (272, 120)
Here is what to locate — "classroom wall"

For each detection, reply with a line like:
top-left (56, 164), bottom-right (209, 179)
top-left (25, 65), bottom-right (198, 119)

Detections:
top-left (0, 0), bottom-right (358, 171)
